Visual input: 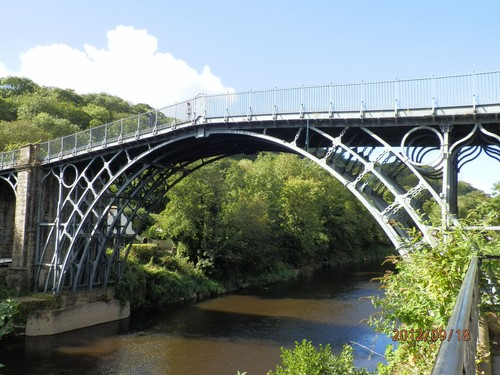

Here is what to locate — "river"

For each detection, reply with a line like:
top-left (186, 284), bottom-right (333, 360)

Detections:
top-left (0, 261), bottom-right (392, 374)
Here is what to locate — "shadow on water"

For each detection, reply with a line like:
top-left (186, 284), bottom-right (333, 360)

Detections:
top-left (239, 261), bottom-right (389, 301)
top-left (0, 319), bottom-right (130, 375)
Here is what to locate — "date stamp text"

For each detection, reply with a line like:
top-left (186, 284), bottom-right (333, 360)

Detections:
top-left (392, 328), bottom-right (470, 342)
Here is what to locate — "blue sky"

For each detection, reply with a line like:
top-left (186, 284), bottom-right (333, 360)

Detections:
top-left (1, 0), bottom-right (499, 192)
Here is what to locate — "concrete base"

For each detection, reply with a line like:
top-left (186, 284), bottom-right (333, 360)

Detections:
top-left (25, 299), bottom-right (130, 336)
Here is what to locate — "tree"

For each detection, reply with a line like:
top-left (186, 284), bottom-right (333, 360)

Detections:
top-left (152, 160), bottom-right (229, 274)
top-left (82, 103), bottom-right (112, 128)
top-left (279, 177), bottom-right (329, 264)
top-left (457, 180), bottom-right (482, 196)
top-left (150, 153), bottom-right (389, 282)
top-left (0, 98), bottom-right (16, 121)
top-left (220, 189), bottom-right (277, 277)
top-left (81, 92), bottom-right (134, 118)
top-left (0, 76), bottom-right (38, 98)
top-left (267, 340), bottom-right (373, 375)
top-left (0, 120), bottom-right (50, 150)
top-left (32, 112), bottom-right (79, 138)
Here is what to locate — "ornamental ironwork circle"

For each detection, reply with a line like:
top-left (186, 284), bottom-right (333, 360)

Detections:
top-left (400, 126), bottom-right (444, 167)
top-left (61, 164), bottom-right (79, 189)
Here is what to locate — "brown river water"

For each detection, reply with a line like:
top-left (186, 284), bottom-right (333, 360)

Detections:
top-left (0, 261), bottom-right (392, 374)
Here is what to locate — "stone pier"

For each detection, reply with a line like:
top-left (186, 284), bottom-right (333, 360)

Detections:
top-left (6, 145), bottom-right (40, 293)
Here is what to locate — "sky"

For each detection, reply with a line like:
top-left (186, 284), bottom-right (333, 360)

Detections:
top-left (0, 0), bottom-right (499, 193)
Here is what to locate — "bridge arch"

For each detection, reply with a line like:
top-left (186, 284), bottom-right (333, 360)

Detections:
top-left (34, 125), bottom-right (442, 293)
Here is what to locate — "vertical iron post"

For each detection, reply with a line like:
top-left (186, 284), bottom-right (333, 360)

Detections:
top-left (306, 118), bottom-right (309, 152)
top-left (441, 124), bottom-right (449, 230)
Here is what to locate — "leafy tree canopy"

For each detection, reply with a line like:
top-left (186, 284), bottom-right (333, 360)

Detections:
top-left (0, 76), bottom-right (39, 98)
top-left (0, 76), bottom-right (155, 151)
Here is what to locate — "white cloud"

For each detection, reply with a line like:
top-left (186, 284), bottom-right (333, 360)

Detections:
top-left (5, 25), bottom-right (233, 107)
top-left (0, 61), bottom-right (9, 78)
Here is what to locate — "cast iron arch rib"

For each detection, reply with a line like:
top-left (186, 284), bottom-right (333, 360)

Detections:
top-left (34, 124), bottom-right (447, 292)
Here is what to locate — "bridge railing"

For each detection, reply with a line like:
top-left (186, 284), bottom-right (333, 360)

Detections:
top-left (2, 71), bottom-right (500, 165)
top-left (431, 256), bottom-right (479, 375)
top-left (0, 149), bottom-right (20, 169)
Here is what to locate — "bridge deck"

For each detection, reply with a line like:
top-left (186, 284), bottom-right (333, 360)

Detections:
top-left (1, 71), bottom-right (500, 169)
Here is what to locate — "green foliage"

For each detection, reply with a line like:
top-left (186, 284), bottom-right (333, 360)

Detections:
top-left (0, 299), bottom-right (20, 338)
top-left (0, 119), bottom-right (50, 150)
top-left (267, 340), bottom-right (373, 375)
top-left (32, 112), bottom-right (80, 138)
top-left (464, 186), bottom-right (500, 228)
top-left (0, 76), bottom-right (38, 98)
top-left (457, 180), bottom-right (481, 196)
top-left (457, 184), bottom-right (490, 220)
top-left (481, 256), bottom-right (500, 315)
top-left (82, 103), bottom-right (112, 127)
top-left (115, 253), bottom-right (225, 310)
top-left (0, 97), bottom-right (16, 121)
top-left (152, 154), bottom-right (389, 283)
top-left (115, 260), bottom-right (147, 308)
top-left (369, 226), bottom-right (498, 374)
top-left (0, 76), bottom-right (158, 152)
top-left (128, 243), bottom-right (161, 264)
top-left (478, 228), bottom-right (500, 315)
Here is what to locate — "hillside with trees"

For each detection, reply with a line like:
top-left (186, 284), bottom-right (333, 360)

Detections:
top-left (0, 76), bottom-right (154, 151)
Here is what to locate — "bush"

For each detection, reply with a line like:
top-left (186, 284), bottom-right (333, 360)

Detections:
top-left (129, 244), bottom-right (161, 264)
top-left (115, 254), bottom-right (225, 310)
top-left (0, 298), bottom-right (20, 338)
top-left (369, 226), bottom-right (498, 374)
top-left (266, 339), bottom-right (373, 375)
top-left (114, 261), bottom-right (147, 309)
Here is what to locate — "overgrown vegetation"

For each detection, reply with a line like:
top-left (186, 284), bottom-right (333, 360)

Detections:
top-left (115, 244), bottom-right (225, 310)
top-left (266, 340), bottom-right (373, 375)
top-left (263, 184), bottom-right (500, 374)
top-left (114, 153), bottom-right (393, 311)
top-left (0, 299), bottom-right (19, 339)
top-left (367, 197), bottom-right (500, 374)
top-left (0, 76), bottom-right (155, 151)
top-left (147, 154), bottom-right (391, 286)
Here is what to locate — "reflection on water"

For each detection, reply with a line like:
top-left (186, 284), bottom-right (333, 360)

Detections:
top-left (0, 262), bottom-right (391, 375)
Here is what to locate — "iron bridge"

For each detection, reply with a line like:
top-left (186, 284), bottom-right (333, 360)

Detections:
top-left (0, 71), bottom-right (499, 294)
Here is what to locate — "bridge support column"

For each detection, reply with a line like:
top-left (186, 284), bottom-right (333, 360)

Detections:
top-left (440, 124), bottom-right (458, 230)
top-left (7, 145), bottom-right (40, 293)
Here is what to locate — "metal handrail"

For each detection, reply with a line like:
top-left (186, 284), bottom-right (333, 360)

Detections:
top-left (2, 70), bottom-right (500, 167)
top-left (431, 256), bottom-right (479, 374)
top-left (0, 149), bottom-right (20, 170)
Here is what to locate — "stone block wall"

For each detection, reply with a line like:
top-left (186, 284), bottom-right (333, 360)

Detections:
top-left (0, 182), bottom-right (15, 258)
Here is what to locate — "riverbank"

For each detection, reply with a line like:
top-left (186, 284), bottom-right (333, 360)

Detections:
top-left (116, 243), bottom-right (394, 313)
top-left (0, 261), bottom-right (391, 374)
top-left (0, 243), bottom-right (393, 338)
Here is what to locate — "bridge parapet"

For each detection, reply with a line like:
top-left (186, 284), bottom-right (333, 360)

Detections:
top-left (0, 149), bottom-right (20, 170)
top-left (1, 71), bottom-right (500, 167)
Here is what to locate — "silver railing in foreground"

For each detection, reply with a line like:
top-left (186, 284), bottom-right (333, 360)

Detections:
top-left (431, 256), bottom-right (479, 374)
